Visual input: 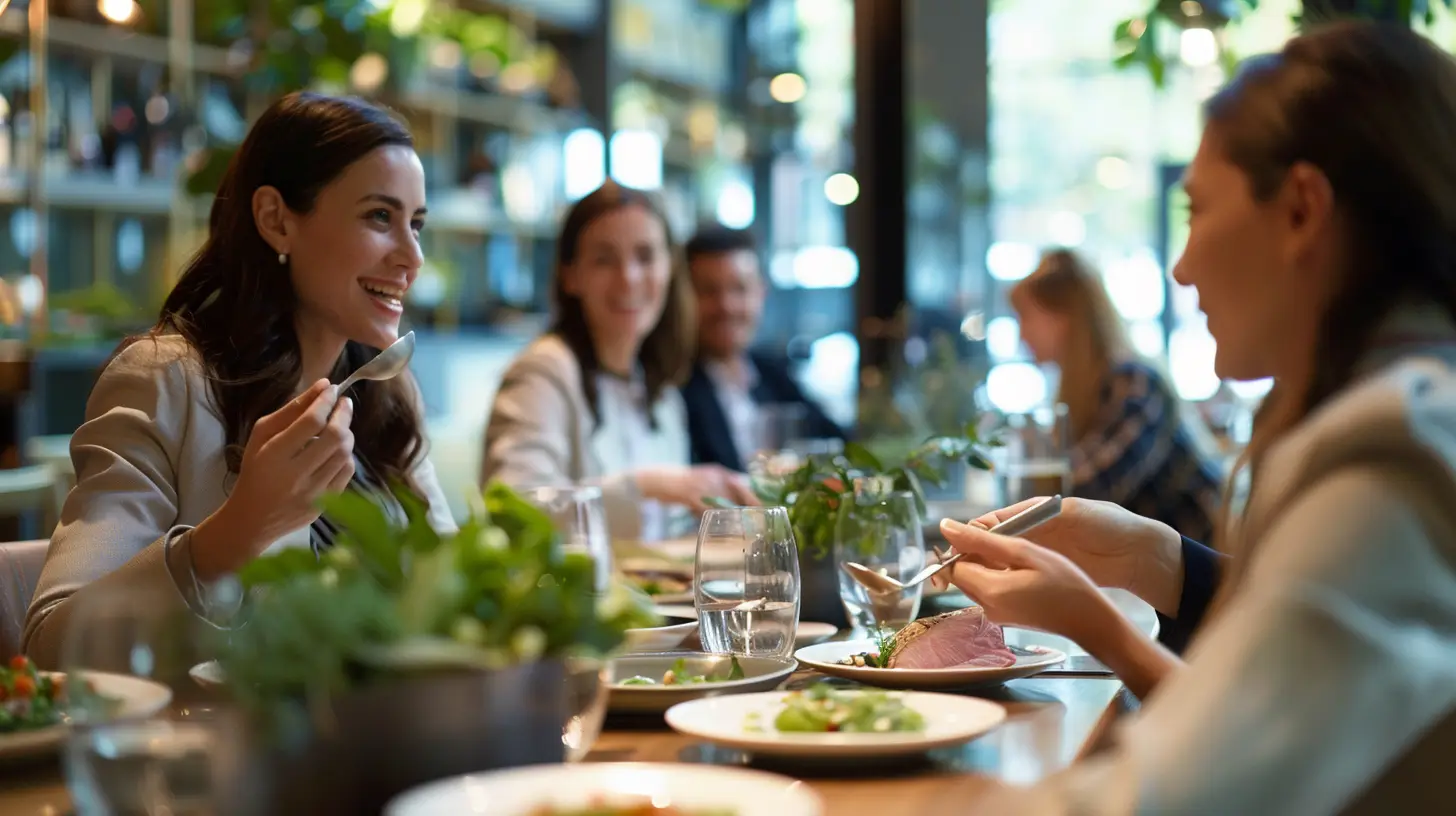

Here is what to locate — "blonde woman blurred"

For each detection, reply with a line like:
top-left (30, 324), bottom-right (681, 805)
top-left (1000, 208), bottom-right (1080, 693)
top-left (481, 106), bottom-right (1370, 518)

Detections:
top-left (1010, 249), bottom-right (1222, 544)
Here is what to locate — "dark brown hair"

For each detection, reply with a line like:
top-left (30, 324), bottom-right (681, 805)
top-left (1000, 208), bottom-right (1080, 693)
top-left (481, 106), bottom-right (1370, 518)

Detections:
top-left (124, 92), bottom-right (426, 492)
top-left (550, 181), bottom-right (695, 428)
top-left (1206, 22), bottom-right (1456, 578)
top-left (685, 223), bottom-right (757, 265)
top-left (1010, 249), bottom-right (1133, 440)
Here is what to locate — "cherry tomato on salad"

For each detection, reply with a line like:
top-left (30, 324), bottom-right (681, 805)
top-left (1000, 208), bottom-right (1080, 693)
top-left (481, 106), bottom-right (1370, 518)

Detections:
top-left (8, 655), bottom-right (30, 672)
top-left (12, 674), bottom-right (35, 698)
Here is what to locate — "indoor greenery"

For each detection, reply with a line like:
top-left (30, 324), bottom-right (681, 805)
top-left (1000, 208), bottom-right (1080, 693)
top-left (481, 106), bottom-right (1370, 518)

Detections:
top-left (748, 432), bottom-right (995, 559)
top-left (1114, 0), bottom-right (1455, 86)
top-left (191, 0), bottom-right (547, 95)
top-left (216, 481), bottom-right (658, 717)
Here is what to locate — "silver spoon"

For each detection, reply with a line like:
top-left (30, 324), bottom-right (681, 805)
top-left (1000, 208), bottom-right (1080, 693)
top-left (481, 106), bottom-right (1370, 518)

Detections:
top-left (326, 331), bottom-right (416, 418)
top-left (843, 494), bottom-right (1064, 596)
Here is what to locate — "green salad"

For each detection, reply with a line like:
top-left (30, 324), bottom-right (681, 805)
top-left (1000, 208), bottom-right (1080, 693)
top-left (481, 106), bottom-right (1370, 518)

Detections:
top-left (619, 656), bottom-right (744, 686)
top-left (0, 656), bottom-right (85, 734)
top-left (749, 683), bottom-right (926, 733)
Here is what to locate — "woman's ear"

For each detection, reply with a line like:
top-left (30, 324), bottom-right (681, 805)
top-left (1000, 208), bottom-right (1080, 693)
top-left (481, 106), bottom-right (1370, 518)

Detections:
top-left (252, 186), bottom-right (294, 256)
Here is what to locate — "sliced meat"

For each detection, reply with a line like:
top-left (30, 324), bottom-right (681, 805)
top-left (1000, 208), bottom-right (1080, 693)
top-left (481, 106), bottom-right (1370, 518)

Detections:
top-left (885, 607), bottom-right (1016, 669)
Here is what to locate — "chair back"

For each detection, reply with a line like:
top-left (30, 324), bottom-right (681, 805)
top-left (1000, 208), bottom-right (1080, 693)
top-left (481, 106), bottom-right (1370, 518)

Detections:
top-left (0, 538), bottom-right (47, 659)
top-left (0, 465), bottom-right (59, 532)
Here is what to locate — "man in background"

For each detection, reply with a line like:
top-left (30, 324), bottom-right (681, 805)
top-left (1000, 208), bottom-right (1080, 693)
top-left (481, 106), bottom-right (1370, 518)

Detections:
top-left (681, 224), bottom-right (846, 471)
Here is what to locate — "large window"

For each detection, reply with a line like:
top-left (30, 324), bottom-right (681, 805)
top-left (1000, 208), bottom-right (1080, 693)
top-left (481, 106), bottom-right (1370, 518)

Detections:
top-left (984, 0), bottom-right (1296, 415)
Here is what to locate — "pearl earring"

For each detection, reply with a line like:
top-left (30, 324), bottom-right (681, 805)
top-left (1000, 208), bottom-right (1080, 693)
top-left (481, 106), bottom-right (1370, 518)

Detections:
top-left (278, 252), bottom-right (288, 265)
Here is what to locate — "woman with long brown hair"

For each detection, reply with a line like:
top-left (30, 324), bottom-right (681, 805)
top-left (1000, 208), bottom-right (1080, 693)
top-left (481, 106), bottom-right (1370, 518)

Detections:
top-left (482, 182), bottom-right (755, 540)
top-left (23, 92), bottom-right (454, 667)
top-left (940, 22), bottom-right (1456, 812)
top-left (1011, 249), bottom-right (1222, 545)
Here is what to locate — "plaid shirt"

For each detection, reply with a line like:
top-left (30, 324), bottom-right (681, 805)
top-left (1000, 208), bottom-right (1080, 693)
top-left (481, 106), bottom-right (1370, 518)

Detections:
top-left (1070, 362), bottom-right (1223, 543)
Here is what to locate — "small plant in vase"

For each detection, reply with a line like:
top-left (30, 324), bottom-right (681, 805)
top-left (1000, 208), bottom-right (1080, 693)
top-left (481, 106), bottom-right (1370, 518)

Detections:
top-left (743, 430), bottom-right (997, 627)
top-left (212, 481), bottom-right (656, 814)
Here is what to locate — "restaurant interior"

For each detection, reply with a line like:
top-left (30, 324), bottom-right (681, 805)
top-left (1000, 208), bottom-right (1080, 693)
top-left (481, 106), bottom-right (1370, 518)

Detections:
top-left (1, 0), bottom-right (1455, 813)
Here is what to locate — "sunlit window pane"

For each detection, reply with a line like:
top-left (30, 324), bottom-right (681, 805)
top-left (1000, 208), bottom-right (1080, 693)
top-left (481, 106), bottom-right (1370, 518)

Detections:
top-left (986, 362), bottom-right (1048, 414)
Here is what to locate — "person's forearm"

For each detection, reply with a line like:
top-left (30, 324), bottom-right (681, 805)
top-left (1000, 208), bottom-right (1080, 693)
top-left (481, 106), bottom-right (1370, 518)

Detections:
top-left (1074, 591), bottom-right (1184, 700)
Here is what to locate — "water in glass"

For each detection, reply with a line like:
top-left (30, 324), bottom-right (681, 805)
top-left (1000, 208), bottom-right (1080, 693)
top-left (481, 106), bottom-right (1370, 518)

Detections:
top-left (695, 507), bottom-right (800, 658)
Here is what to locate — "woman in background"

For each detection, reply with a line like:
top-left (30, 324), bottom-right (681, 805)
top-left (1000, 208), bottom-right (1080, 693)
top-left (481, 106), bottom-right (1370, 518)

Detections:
top-left (1011, 249), bottom-right (1223, 544)
top-left (482, 182), bottom-right (755, 540)
top-left (25, 93), bottom-right (454, 667)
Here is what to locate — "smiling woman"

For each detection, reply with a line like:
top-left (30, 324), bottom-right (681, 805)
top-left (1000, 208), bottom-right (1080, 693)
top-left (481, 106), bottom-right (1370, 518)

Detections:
top-left (482, 182), bottom-right (759, 542)
top-left (21, 92), bottom-right (457, 668)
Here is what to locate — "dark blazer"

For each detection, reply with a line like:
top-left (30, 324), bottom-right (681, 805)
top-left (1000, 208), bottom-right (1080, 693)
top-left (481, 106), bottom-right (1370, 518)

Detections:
top-left (681, 352), bottom-right (848, 471)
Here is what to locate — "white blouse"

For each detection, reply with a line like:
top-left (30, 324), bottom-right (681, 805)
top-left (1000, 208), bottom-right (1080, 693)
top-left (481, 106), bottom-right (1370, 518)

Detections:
top-left (481, 334), bottom-right (691, 542)
top-left (592, 371), bottom-right (689, 541)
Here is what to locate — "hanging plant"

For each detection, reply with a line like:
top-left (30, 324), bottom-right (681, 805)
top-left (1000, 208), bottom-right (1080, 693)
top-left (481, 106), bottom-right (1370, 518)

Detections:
top-left (1112, 0), bottom-right (1456, 87)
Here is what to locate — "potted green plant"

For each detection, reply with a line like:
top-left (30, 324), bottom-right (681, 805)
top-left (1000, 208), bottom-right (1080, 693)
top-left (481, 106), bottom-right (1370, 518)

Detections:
top-left (211, 481), bottom-right (657, 815)
top-left (748, 433), bottom-right (995, 627)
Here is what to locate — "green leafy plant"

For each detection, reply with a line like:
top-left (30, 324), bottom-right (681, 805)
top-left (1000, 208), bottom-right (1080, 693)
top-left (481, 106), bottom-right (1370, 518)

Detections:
top-left (216, 481), bottom-right (658, 716)
top-left (748, 428), bottom-right (996, 559)
top-left (1114, 0), bottom-right (1456, 88)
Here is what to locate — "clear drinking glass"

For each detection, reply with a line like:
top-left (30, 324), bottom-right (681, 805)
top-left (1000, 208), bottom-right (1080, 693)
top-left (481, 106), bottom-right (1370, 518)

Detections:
top-left (755, 403), bottom-right (808, 458)
top-left (522, 485), bottom-right (611, 761)
top-left (61, 582), bottom-right (234, 816)
top-left (835, 490), bottom-right (926, 632)
top-left (993, 406), bottom-right (1073, 505)
top-left (561, 656), bottom-right (608, 763)
top-left (694, 507), bottom-right (800, 658)
top-left (522, 484), bottom-right (612, 593)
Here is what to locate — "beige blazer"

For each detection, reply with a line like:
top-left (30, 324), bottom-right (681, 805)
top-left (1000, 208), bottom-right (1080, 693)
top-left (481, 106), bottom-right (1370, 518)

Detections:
top-left (480, 333), bottom-right (690, 540)
top-left (992, 308), bottom-right (1456, 813)
top-left (23, 334), bottom-right (454, 668)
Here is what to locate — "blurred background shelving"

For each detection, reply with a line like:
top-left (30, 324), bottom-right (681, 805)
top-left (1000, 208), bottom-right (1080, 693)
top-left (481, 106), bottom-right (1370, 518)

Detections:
top-left (0, 0), bottom-right (865, 522)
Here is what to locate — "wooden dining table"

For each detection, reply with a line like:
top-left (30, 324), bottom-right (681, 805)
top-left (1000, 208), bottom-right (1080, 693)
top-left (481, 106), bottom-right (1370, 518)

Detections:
top-left (0, 670), bottom-right (1131, 815)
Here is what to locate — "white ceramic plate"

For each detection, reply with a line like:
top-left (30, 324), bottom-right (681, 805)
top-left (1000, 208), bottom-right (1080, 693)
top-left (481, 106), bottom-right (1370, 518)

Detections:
top-left (622, 619), bottom-right (700, 653)
top-left (0, 672), bottom-right (173, 762)
top-left (665, 690), bottom-right (1006, 759)
top-left (794, 632), bottom-right (1066, 690)
top-left (794, 622), bottom-right (837, 647)
top-left (619, 559), bottom-right (695, 605)
top-left (608, 653), bottom-right (798, 714)
top-left (385, 761), bottom-right (823, 816)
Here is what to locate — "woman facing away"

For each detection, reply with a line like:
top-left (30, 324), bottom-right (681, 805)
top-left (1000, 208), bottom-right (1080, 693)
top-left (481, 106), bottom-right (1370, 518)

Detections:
top-left (938, 22), bottom-right (1456, 813)
top-left (482, 182), bottom-right (755, 541)
top-left (24, 92), bottom-right (454, 667)
top-left (1011, 249), bottom-right (1224, 548)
